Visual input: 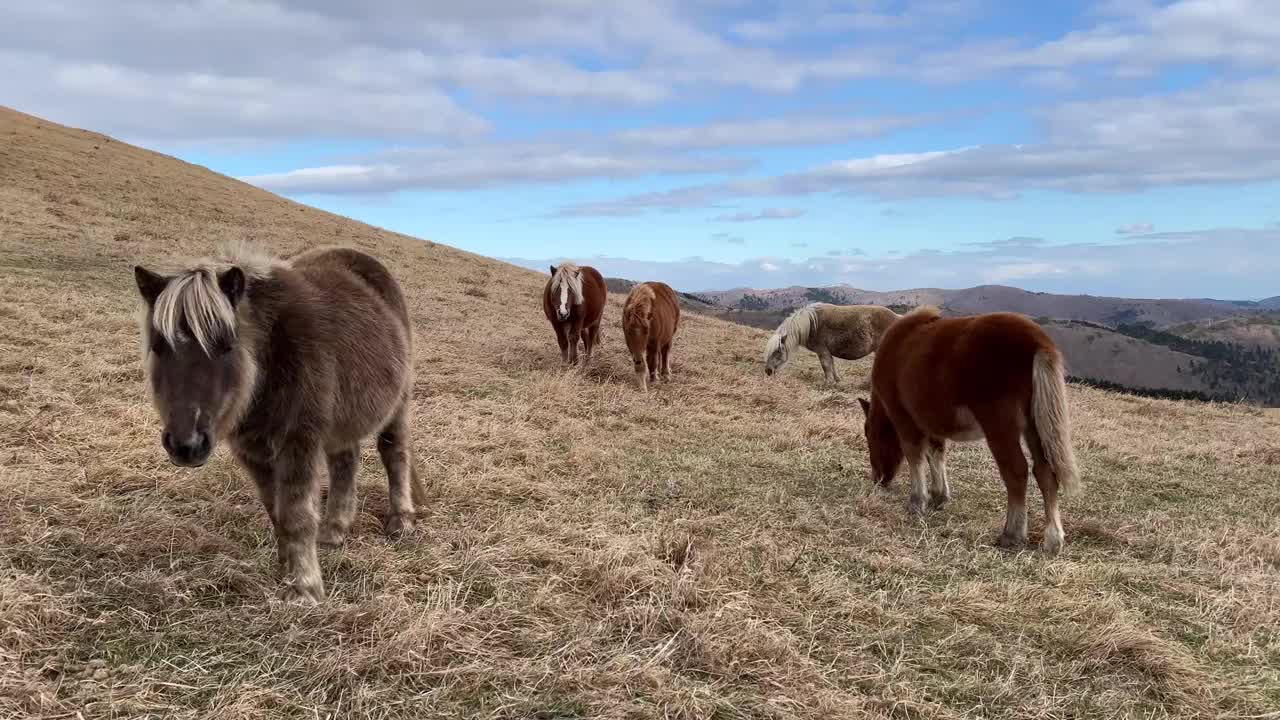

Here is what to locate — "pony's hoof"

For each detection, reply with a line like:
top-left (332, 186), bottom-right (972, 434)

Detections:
top-left (384, 513), bottom-right (417, 539)
top-left (1040, 531), bottom-right (1064, 556)
top-left (908, 495), bottom-right (927, 516)
top-left (317, 525), bottom-right (346, 548)
top-left (996, 531), bottom-right (1026, 550)
top-left (278, 581), bottom-right (324, 605)
top-left (928, 494), bottom-right (950, 511)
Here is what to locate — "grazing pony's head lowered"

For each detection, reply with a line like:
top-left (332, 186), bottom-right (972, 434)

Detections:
top-left (858, 395), bottom-right (903, 486)
top-left (133, 246), bottom-right (273, 467)
top-left (548, 263), bottom-right (584, 322)
top-left (764, 303), bottom-right (817, 376)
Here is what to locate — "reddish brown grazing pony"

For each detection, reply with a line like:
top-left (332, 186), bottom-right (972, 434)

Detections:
top-left (622, 281), bottom-right (681, 391)
top-left (542, 262), bottom-right (607, 367)
top-left (858, 306), bottom-right (1082, 555)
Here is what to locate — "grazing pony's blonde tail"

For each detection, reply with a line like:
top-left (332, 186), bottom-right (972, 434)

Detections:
top-left (1032, 348), bottom-right (1082, 496)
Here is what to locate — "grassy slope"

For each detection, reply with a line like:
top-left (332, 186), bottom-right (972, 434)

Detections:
top-left (2, 107), bottom-right (1279, 719)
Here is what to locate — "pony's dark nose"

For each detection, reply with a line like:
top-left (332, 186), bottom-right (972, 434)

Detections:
top-left (162, 429), bottom-right (211, 467)
top-left (765, 367), bottom-right (773, 376)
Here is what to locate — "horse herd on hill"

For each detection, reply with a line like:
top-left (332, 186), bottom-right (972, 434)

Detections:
top-left (132, 246), bottom-right (1081, 604)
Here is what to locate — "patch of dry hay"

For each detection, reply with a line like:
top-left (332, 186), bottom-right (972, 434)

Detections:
top-left (2, 107), bottom-right (1279, 718)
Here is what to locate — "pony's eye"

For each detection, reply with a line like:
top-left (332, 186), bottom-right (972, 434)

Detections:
top-left (150, 336), bottom-right (168, 355)
top-left (215, 340), bottom-right (236, 357)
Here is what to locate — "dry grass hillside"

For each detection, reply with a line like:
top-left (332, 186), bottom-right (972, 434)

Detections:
top-left (2, 106), bottom-right (1280, 719)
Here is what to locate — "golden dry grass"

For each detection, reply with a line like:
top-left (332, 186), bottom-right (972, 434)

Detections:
top-left (3, 106), bottom-right (1280, 719)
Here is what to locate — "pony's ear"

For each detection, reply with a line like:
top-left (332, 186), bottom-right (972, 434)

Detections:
top-left (218, 266), bottom-right (246, 307)
top-left (857, 397), bottom-right (871, 416)
top-left (549, 264), bottom-right (557, 275)
top-left (134, 266), bottom-right (168, 305)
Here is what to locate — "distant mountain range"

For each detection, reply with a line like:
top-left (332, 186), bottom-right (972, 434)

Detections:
top-left (694, 283), bottom-right (1280, 328)
top-left (606, 279), bottom-right (1280, 406)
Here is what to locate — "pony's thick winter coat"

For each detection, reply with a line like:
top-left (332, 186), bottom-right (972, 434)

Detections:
top-left (764, 303), bottom-right (900, 384)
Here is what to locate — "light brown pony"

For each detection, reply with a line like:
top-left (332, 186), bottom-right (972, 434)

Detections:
top-left (858, 306), bottom-right (1081, 555)
top-left (621, 281), bottom-right (681, 391)
top-left (764, 302), bottom-right (900, 384)
top-left (134, 243), bottom-right (427, 604)
top-left (542, 262), bottom-right (607, 367)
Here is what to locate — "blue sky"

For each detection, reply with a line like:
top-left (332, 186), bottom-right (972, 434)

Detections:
top-left (5, 0), bottom-right (1280, 298)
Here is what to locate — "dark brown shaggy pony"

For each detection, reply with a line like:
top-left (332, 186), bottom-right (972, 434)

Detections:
top-left (542, 262), bottom-right (607, 367)
top-left (134, 243), bottom-right (426, 604)
top-left (621, 281), bottom-right (681, 392)
top-left (858, 306), bottom-right (1081, 555)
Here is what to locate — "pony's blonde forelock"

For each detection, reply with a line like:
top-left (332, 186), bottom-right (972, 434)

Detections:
top-left (148, 241), bottom-right (283, 355)
top-left (152, 269), bottom-right (236, 355)
top-left (550, 262), bottom-right (585, 304)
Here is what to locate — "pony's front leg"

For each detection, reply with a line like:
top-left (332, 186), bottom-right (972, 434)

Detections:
top-left (236, 453), bottom-right (280, 539)
top-left (903, 441), bottom-right (930, 516)
top-left (632, 355), bottom-right (648, 392)
top-left (274, 444), bottom-right (325, 604)
top-left (581, 323), bottom-right (598, 367)
top-left (926, 438), bottom-right (951, 510)
top-left (555, 327), bottom-right (570, 364)
top-left (318, 446), bottom-right (358, 547)
top-left (563, 322), bottom-right (580, 365)
top-left (817, 349), bottom-right (839, 384)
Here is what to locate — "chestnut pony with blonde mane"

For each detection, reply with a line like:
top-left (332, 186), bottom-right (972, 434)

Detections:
top-left (858, 306), bottom-right (1081, 555)
top-left (542, 262), bottom-right (606, 367)
top-left (622, 281), bottom-right (681, 391)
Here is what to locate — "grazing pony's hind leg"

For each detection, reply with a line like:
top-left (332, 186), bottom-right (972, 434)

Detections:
top-left (318, 445), bottom-right (359, 547)
top-left (378, 404), bottom-right (418, 539)
top-left (1026, 425), bottom-right (1065, 555)
top-left (983, 423), bottom-right (1030, 549)
top-left (660, 342), bottom-right (673, 381)
top-left (927, 438), bottom-right (951, 510)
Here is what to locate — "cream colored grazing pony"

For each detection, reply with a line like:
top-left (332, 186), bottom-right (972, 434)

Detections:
top-left (763, 303), bottom-right (901, 384)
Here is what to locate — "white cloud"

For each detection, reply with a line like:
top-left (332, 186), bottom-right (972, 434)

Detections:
top-left (241, 143), bottom-right (745, 193)
top-left (614, 115), bottom-right (920, 149)
top-left (1116, 222), bottom-right (1155, 235)
top-left (561, 75), bottom-right (1280, 212)
top-left (1, 51), bottom-right (490, 142)
top-left (714, 208), bottom-right (805, 222)
top-left (915, 0), bottom-right (1280, 82)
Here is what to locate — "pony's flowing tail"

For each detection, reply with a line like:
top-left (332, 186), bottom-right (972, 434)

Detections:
top-left (1032, 348), bottom-right (1082, 496)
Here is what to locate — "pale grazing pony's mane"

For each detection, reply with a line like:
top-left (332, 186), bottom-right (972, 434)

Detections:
top-left (549, 262), bottom-right (585, 305)
top-left (148, 241), bottom-right (283, 354)
top-left (764, 302), bottom-right (820, 363)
